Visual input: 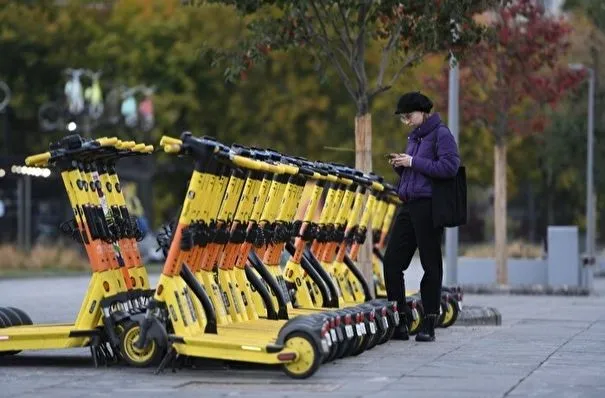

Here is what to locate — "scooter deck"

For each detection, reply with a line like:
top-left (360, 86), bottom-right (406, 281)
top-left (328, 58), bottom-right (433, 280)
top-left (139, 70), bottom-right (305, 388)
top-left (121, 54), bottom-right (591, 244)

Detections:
top-left (216, 322), bottom-right (283, 339)
top-left (0, 324), bottom-right (95, 350)
top-left (171, 332), bottom-right (297, 365)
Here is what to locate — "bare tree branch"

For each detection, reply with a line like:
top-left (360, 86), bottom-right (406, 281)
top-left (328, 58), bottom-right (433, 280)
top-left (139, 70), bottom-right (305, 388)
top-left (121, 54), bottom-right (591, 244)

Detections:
top-left (350, 1), bottom-right (369, 95)
top-left (368, 52), bottom-right (422, 100)
top-left (335, 0), bottom-right (355, 49)
top-left (374, 21), bottom-right (403, 92)
top-left (296, 5), bottom-right (358, 100)
top-left (318, 0), bottom-right (352, 59)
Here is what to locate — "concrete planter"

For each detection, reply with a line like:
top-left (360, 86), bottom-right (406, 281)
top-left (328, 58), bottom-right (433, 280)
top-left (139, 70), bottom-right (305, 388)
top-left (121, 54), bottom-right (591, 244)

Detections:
top-left (454, 257), bottom-right (547, 286)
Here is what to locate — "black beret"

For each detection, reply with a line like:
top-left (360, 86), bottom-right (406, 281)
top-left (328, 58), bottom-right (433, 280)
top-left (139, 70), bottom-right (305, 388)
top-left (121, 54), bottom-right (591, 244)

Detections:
top-left (394, 92), bottom-right (433, 114)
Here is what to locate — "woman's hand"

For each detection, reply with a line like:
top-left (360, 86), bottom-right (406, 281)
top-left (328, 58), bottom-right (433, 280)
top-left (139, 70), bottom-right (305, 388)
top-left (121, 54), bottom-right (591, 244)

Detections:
top-left (389, 153), bottom-right (412, 168)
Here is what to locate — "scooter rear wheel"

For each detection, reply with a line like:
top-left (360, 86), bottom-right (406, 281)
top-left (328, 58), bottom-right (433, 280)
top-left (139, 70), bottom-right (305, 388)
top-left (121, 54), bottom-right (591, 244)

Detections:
top-left (119, 320), bottom-right (165, 367)
top-left (440, 298), bottom-right (459, 328)
top-left (0, 307), bottom-right (31, 356)
top-left (282, 332), bottom-right (322, 379)
top-left (409, 302), bottom-right (424, 335)
top-left (5, 307), bottom-right (33, 325)
top-left (437, 299), bottom-right (449, 327)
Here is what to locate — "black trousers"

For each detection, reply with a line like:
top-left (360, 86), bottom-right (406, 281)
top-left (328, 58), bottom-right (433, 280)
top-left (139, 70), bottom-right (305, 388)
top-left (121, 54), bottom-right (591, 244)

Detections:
top-left (383, 198), bottom-right (443, 316)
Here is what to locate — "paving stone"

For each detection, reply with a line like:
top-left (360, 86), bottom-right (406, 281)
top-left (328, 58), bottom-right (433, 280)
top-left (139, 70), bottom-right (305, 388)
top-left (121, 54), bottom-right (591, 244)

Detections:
top-left (3, 273), bottom-right (605, 397)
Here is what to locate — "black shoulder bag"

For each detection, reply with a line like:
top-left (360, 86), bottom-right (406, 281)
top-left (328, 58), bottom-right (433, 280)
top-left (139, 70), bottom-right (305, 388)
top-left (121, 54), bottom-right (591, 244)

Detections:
top-left (430, 129), bottom-right (467, 228)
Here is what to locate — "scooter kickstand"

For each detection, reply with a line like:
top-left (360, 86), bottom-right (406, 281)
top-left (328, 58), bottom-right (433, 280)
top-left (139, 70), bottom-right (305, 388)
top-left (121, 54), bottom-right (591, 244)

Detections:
top-left (155, 345), bottom-right (177, 375)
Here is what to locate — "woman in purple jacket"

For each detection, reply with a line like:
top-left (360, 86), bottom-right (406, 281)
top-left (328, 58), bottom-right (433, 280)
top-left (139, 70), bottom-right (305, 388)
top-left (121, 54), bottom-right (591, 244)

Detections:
top-left (385, 91), bottom-right (460, 342)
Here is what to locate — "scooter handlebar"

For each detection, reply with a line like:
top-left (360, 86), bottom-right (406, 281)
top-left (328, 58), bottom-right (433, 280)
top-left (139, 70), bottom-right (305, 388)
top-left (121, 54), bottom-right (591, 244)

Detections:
top-left (25, 152), bottom-right (51, 166)
top-left (230, 155), bottom-right (264, 170)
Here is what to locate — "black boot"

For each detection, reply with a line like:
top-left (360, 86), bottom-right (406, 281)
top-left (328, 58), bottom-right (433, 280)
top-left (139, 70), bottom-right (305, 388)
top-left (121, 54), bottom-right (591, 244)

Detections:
top-left (415, 314), bottom-right (437, 342)
top-left (392, 312), bottom-right (410, 340)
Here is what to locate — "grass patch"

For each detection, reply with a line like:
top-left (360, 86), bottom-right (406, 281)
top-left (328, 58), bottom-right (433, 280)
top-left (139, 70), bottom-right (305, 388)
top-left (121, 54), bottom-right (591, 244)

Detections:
top-left (460, 240), bottom-right (544, 259)
top-left (0, 243), bottom-right (88, 273)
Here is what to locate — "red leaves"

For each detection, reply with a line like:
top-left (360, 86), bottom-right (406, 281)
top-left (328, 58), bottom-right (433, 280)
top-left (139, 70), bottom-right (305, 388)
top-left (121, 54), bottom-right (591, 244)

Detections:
top-left (256, 43), bottom-right (271, 55)
top-left (427, 0), bottom-right (584, 138)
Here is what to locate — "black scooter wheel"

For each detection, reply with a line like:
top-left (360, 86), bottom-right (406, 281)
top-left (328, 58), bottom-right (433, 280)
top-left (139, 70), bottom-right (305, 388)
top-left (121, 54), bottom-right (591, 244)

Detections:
top-left (0, 307), bottom-right (28, 356)
top-left (343, 333), bottom-right (363, 357)
top-left (119, 320), bottom-right (165, 367)
top-left (282, 332), bottom-right (322, 379)
top-left (376, 308), bottom-right (396, 344)
top-left (335, 334), bottom-right (351, 359)
top-left (322, 337), bottom-right (339, 363)
top-left (349, 331), bottom-right (371, 356)
top-left (5, 307), bottom-right (33, 325)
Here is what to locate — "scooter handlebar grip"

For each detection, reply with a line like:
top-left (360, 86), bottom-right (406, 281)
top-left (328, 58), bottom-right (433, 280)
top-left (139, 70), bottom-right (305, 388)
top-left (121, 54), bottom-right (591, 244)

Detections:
top-left (371, 181), bottom-right (384, 191)
top-left (338, 177), bottom-right (353, 185)
top-left (25, 152), bottom-right (51, 166)
top-left (160, 136), bottom-right (183, 147)
top-left (97, 137), bottom-right (119, 147)
top-left (121, 140), bottom-right (136, 149)
top-left (163, 144), bottom-right (182, 154)
top-left (231, 155), bottom-right (263, 171)
top-left (282, 164), bottom-right (299, 175)
top-left (261, 162), bottom-right (283, 174)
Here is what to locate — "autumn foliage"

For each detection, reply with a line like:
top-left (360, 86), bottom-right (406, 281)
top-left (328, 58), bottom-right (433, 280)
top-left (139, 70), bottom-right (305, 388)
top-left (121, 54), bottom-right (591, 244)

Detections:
top-left (425, 0), bottom-right (586, 141)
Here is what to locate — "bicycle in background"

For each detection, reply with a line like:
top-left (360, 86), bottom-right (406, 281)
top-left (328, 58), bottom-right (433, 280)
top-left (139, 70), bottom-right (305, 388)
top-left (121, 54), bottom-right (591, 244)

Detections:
top-left (84, 70), bottom-right (104, 120)
top-left (64, 68), bottom-right (86, 116)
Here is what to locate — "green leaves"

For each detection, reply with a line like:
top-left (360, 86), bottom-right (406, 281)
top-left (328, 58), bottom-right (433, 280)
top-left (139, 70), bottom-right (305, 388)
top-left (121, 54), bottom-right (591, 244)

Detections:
top-left (206, 0), bottom-right (495, 107)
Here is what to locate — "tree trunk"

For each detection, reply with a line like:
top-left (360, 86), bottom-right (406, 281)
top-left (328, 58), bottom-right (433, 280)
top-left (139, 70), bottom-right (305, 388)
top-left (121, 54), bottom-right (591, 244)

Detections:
top-left (355, 112), bottom-right (374, 296)
top-left (547, 163), bottom-right (555, 226)
top-left (528, 181), bottom-right (536, 243)
top-left (494, 142), bottom-right (508, 285)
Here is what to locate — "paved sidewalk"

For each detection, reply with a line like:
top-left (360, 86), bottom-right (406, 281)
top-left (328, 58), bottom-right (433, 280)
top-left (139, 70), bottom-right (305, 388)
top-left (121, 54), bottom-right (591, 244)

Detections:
top-left (1, 268), bottom-right (604, 398)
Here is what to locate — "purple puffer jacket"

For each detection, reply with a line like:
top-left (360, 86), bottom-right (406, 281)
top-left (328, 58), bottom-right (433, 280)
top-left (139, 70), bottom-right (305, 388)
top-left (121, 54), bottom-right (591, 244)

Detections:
top-left (394, 113), bottom-right (460, 202)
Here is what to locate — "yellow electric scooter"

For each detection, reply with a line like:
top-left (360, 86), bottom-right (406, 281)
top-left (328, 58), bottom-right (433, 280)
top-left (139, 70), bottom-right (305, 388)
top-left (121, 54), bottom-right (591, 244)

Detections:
top-left (130, 133), bottom-right (332, 379)
top-left (0, 135), bottom-right (153, 365)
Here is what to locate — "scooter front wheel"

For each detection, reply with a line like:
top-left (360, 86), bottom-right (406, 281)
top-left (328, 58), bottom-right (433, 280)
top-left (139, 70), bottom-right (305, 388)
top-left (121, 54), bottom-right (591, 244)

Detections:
top-left (119, 320), bottom-right (165, 367)
top-left (282, 332), bottom-right (322, 379)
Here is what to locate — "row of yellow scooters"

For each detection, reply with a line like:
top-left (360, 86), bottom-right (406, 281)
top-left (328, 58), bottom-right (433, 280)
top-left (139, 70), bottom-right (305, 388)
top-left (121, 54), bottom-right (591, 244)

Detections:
top-left (0, 132), bottom-right (463, 378)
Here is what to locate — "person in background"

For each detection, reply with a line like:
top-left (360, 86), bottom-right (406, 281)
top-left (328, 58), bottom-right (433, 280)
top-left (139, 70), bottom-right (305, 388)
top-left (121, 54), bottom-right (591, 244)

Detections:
top-left (384, 91), bottom-right (460, 342)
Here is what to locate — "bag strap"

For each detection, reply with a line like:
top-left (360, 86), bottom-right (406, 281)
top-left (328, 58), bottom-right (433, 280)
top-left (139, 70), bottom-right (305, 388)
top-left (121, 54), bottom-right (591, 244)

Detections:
top-left (433, 123), bottom-right (464, 168)
top-left (432, 124), bottom-right (446, 160)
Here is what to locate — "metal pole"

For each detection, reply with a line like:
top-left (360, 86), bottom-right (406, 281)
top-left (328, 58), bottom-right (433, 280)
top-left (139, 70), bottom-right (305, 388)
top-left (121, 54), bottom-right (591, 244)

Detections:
top-left (584, 68), bottom-right (595, 290)
top-left (17, 176), bottom-right (24, 250)
top-left (2, 109), bottom-right (8, 155)
top-left (24, 174), bottom-right (31, 252)
top-left (446, 55), bottom-right (460, 286)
